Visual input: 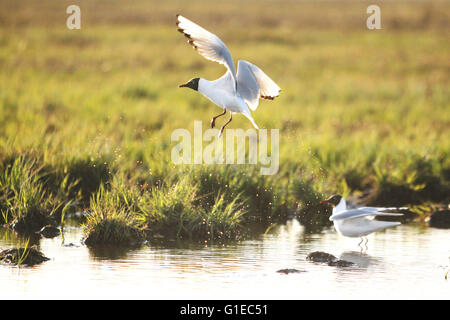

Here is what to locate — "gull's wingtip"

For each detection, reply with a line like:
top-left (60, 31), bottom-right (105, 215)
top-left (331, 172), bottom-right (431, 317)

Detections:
top-left (386, 212), bottom-right (404, 216)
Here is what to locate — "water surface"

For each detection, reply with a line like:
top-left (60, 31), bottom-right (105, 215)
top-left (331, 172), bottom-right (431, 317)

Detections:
top-left (0, 220), bottom-right (448, 299)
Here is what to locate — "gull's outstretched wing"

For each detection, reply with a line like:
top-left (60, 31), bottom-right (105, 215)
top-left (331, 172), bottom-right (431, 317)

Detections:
top-left (176, 15), bottom-right (236, 87)
top-left (359, 206), bottom-right (409, 211)
top-left (236, 60), bottom-right (281, 111)
top-left (330, 208), bottom-right (403, 221)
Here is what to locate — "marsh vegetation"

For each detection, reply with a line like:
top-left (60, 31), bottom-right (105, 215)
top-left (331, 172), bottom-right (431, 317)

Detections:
top-left (0, 0), bottom-right (448, 245)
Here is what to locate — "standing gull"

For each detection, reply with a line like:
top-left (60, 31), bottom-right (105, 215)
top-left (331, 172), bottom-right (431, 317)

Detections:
top-left (320, 195), bottom-right (404, 247)
top-left (176, 15), bottom-right (281, 136)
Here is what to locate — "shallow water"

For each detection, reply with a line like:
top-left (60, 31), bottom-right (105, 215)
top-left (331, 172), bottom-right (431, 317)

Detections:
top-left (0, 220), bottom-right (448, 299)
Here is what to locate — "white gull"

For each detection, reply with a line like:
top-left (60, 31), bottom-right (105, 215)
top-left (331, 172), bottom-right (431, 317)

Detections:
top-left (176, 15), bottom-right (281, 136)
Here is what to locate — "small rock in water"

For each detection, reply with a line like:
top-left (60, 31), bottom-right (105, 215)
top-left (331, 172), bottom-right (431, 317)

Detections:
top-left (328, 260), bottom-right (354, 267)
top-left (307, 251), bottom-right (354, 267)
top-left (0, 248), bottom-right (50, 266)
top-left (306, 251), bottom-right (337, 263)
top-left (277, 268), bottom-right (306, 275)
top-left (428, 210), bottom-right (450, 229)
top-left (36, 225), bottom-right (60, 238)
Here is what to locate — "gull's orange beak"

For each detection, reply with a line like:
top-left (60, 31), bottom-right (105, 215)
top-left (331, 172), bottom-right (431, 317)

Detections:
top-left (179, 83), bottom-right (187, 88)
top-left (320, 200), bottom-right (329, 204)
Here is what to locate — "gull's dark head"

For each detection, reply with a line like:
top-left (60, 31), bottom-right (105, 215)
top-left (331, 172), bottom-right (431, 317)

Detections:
top-left (320, 194), bottom-right (343, 207)
top-left (179, 78), bottom-right (199, 91)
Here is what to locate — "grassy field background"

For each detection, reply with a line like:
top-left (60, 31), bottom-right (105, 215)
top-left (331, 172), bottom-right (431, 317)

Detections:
top-left (0, 0), bottom-right (449, 243)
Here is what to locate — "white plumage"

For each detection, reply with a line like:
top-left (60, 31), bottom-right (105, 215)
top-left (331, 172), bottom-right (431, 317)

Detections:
top-left (322, 195), bottom-right (404, 240)
top-left (177, 15), bottom-right (281, 136)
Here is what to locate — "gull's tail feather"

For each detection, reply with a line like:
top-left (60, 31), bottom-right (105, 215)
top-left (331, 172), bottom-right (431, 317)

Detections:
top-left (242, 112), bottom-right (259, 130)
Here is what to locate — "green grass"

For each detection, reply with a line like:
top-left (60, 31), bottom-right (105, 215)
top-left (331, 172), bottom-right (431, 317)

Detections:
top-left (142, 175), bottom-right (246, 241)
top-left (83, 178), bottom-right (146, 245)
top-left (0, 0), bottom-right (449, 243)
top-left (0, 156), bottom-right (65, 231)
top-left (83, 175), bottom-right (246, 244)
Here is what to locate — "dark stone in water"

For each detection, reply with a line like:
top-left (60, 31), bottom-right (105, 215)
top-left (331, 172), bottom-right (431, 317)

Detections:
top-left (307, 251), bottom-right (354, 267)
top-left (328, 259), bottom-right (354, 267)
top-left (307, 251), bottom-right (337, 263)
top-left (0, 247), bottom-right (50, 266)
top-left (62, 243), bottom-right (80, 248)
top-left (428, 210), bottom-right (450, 229)
top-left (277, 268), bottom-right (306, 274)
top-left (37, 225), bottom-right (60, 238)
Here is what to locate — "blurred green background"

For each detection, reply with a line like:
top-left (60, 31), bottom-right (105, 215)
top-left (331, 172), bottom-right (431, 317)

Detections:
top-left (0, 0), bottom-right (448, 240)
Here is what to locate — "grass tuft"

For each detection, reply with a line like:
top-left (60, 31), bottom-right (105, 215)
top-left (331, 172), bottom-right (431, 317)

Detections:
top-left (0, 157), bottom-right (62, 232)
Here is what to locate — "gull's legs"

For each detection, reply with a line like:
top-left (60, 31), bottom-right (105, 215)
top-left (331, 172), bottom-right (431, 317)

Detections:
top-left (211, 109), bottom-right (227, 128)
top-left (219, 112), bottom-right (232, 137)
top-left (358, 237), bottom-right (368, 253)
top-left (358, 238), bottom-right (364, 247)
